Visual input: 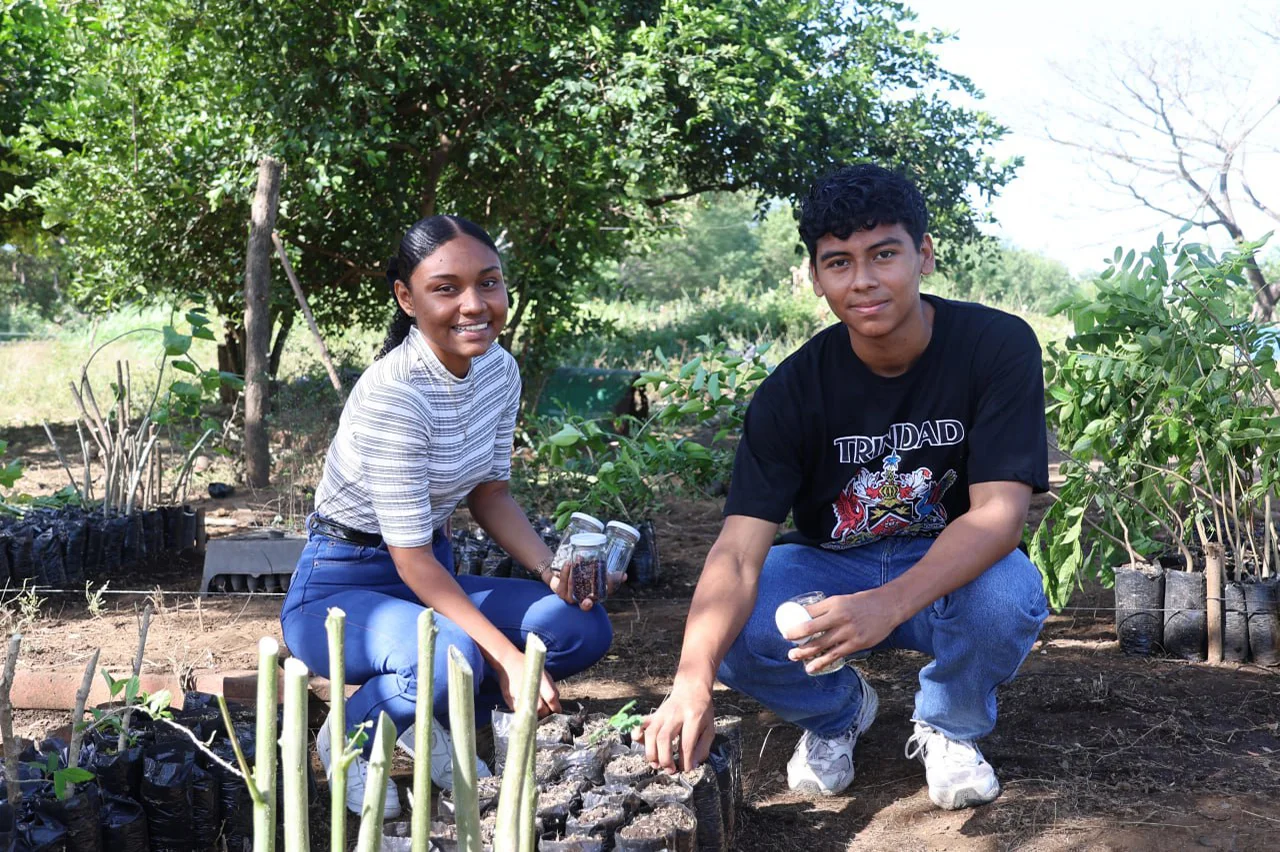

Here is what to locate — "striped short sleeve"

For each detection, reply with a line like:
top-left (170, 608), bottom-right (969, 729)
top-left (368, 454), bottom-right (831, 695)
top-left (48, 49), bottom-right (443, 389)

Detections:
top-left (349, 380), bottom-right (436, 548)
top-left (488, 358), bottom-right (522, 482)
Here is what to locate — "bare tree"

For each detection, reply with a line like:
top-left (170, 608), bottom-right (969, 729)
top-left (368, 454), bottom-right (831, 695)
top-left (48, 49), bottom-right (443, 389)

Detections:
top-left (1047, 21), bottom-right (1280, 319)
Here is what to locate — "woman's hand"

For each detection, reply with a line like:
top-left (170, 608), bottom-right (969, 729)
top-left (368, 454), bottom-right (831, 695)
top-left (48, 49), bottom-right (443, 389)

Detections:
top-left (539, 560), bottom-right (597, 612)
top-left (495, 648), bottom-right (561, 717)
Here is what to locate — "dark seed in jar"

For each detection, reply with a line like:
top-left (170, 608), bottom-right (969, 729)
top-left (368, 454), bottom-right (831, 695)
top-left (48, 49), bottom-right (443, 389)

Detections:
top-left (569, 555), bottom-right (603, 602)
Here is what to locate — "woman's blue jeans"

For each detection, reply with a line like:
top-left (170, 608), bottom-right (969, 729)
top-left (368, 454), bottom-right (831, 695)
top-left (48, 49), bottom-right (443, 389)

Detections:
top-left (717, 536), bottom-right (1048, 741)
top-left (280, 525), bottom-right (613, 745)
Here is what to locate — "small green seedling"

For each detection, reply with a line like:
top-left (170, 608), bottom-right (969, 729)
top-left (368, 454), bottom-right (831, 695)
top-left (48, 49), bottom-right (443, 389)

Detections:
top-left (589, 700), bottom-right (644, 745)
top-left (29, 752), bottom-right (95, 800)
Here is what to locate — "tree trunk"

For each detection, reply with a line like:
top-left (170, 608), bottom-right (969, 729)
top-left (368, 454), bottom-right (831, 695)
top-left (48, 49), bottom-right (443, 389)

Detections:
top-left (1246, 259), bottom-right (1276, 322)
top-left (243, 157), bottom-right (283, 488)
top-left (269, 306), bottom-right (295, 378)
top-left (217, 324), bottom-right (245, 405)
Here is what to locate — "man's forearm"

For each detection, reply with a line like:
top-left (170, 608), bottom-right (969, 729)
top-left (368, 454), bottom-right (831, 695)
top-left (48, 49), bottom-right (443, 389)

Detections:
top-left (674, 549), bottom-right (760, 690)
top-left (879, 502), bottom-right (1026, 625)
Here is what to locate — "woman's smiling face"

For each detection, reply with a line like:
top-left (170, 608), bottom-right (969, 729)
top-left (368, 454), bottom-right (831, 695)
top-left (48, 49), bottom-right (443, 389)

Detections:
top-left (394, 234), bottom-right (508, 377)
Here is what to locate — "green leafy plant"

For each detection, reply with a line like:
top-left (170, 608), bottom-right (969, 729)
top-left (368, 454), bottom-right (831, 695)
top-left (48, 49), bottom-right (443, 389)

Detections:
top-left (85, 581), bottom-right (109, 618)
top-left (588, 700), bottom-right (644, 745)
top-left (27, 752), bottom-right (96, 801)
top-left (80, 670), bottom-right (175, 747)
top-left (60, 307), bottom-right (242, 512)
top-left (1031, 233), bottom-right (1280, 608)
top-left (0, 440), bottom-right (22, 491)
top-left (526, 339), bottom-right (773, 525)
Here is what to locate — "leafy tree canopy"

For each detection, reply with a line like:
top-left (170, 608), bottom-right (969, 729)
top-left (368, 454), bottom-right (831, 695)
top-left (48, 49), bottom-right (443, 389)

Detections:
top-left (7, 0), bottom-right (1018, 374)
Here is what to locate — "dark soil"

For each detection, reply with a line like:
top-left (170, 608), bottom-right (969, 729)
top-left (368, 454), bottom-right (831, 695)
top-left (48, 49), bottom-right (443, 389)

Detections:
top-left (5, 432), bottom-right (1280, 850)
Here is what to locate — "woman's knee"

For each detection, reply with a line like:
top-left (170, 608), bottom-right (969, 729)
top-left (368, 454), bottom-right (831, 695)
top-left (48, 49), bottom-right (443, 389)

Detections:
top-left (542, 606), bottom-right (613, 673)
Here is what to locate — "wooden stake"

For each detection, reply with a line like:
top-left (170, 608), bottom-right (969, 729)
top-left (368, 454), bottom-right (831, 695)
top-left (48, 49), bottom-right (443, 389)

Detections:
top-left (68, 648), bottom-right (102, 772)
top-left (281, 657), bottom-right (310, 852)
top-left (1206, 543), bottom-right (1224, 664)
top-left (412, 609), bottom-right (436, 852)
top-left (0, 634), bottom-right (22, 805)
top-left (42, 421), bottom-right (83, 503)
top-left (325, 609), bottom-right (348, 852)
top-left (494, 636), bottom-right (546, 852)
top-left (119, 606), bottom-right (153, 752)
top-left (355, 713), bottom-right (396, 852)
top-left (448, 647), bottom-right (482, 852)
top-left (272, 232), bottom-right (345, 400)
top-left (254, 637), bottom-right (280, 852)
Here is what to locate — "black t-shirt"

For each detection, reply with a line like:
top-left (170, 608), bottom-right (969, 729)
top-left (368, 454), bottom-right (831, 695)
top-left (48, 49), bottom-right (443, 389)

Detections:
top-left (724, 295), bottom-right (1048, 549)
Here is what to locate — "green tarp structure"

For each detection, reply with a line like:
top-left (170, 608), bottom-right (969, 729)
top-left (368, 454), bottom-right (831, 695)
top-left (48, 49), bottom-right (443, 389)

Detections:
top-left (533, 366), bottom-right (643, 420)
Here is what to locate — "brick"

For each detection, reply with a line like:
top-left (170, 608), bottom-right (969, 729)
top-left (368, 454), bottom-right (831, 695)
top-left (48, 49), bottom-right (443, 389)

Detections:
top-left (10, 670), bottom-right (185, 711)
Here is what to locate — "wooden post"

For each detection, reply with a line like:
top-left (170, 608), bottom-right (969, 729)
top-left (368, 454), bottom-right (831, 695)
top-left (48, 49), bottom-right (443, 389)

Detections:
top-left (244, 156), bottom-right (283, 488)
top-left (272, 233), bottom-right (345, 400)
top-left (1205, 543), bottom-right (1224, 664)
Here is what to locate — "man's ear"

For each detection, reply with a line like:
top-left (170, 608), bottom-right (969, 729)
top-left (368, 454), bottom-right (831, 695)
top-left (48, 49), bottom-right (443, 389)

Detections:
top-left (919, 233), bottom-right (936, 276)
top-left (393, 279), bottom-right (415, 316)
top-left (810, 263), bottom-right (824, 297)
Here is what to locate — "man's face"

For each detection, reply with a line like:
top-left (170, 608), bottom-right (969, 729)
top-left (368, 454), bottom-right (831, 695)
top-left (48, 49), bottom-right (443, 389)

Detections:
top-left (809, 222), bottom-right (935, 343)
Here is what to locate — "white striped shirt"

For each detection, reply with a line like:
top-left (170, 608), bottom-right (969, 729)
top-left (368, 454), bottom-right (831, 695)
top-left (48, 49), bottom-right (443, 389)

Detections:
top-left (313, 327), bottom-right (521, 548)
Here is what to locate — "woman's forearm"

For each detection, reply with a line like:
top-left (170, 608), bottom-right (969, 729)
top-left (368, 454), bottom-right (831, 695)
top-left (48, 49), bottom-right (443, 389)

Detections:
top-left (387, 544), bottom-right (521, 668)
top-left (467, 481), bottom-right (554, 572)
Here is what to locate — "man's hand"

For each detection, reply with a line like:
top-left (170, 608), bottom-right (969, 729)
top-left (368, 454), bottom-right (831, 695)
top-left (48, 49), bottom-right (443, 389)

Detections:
top-left (784, 589), bottom-right (901, 675)
top-left (634, 681), bottom-right (717, 773)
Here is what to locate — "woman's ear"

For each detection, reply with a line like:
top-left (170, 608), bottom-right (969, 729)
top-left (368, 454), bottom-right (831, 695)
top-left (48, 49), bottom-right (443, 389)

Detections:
top-left (394, 279), bottom-right (415, 317)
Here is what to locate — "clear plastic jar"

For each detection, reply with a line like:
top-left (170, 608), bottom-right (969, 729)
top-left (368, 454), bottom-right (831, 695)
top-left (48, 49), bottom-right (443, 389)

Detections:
top-left (775, 591), bottom-right (845, 676)
top-left (603, 521), bottom-right (640, 587)
top-left (566, 532), bottom-right (608, 604)
top-left (551, 512), bottom-right (605, 575)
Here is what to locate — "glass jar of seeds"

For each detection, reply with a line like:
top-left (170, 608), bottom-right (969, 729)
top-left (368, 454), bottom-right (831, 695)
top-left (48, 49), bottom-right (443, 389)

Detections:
top-left (566, 532), bottom-right (608, 604)
top-left (603, 520), bottom-right (640, 588)
top-left (551, 512), bottom-right (605, 576)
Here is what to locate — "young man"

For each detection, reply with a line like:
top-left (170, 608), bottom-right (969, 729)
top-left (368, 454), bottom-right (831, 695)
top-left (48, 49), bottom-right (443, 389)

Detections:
top-left (635, 163), bottom-right (1049, 810)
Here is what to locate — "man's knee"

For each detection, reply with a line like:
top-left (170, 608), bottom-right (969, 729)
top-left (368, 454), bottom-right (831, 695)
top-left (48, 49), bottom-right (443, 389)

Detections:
top-left (937, 548), bottom-right (1048, 634)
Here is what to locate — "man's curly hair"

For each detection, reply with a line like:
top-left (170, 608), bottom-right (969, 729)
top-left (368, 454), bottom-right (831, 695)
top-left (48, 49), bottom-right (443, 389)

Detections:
top-left (798, 164), bottom-right (928, 263)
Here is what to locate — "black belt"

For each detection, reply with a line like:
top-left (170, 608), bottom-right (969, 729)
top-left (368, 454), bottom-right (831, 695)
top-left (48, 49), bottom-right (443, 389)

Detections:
top-left (309, 515), bottom-right (383, 548)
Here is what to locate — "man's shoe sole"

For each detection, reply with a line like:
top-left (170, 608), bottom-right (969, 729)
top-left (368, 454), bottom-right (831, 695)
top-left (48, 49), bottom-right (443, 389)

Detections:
top-left (930, 782), bottom-right (1000, 810)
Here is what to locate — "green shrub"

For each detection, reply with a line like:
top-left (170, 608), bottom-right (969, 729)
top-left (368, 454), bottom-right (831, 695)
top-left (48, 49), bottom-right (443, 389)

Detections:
top-left (1030, 234), bottom-right (1280, 609)
top-left (516, 339), bottom-right (773, 524)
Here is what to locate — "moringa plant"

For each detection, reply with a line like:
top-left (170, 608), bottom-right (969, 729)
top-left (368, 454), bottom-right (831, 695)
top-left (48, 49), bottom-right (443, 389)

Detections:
top-left (1032, 233), bottom-right (1280, 609)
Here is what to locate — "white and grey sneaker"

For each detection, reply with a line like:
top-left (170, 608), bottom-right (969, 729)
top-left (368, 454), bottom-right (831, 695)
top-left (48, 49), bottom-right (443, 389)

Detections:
top-left (904, 721), bottom-right (1000, 809)
top-left (786, 672), bottom-right (880, 796)
top-left (396, 717), bottom-right (492, 791)
top-left (316, 712), bottom-right (401, 819)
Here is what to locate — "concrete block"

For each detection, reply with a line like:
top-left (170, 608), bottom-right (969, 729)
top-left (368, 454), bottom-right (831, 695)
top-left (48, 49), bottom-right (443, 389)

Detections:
top-left (200, 531), bottom-right (306, 595)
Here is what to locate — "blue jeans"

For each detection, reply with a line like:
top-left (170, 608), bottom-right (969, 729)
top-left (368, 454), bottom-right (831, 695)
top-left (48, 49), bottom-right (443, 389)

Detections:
top-left (717, 536), bottom-right (1047, 741)
top-left (280, 526), bottom-right (613, 746)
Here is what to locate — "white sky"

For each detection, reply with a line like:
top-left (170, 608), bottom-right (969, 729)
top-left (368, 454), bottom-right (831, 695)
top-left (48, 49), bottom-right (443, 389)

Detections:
top-left (906, 0), bottom-right (1280, 274)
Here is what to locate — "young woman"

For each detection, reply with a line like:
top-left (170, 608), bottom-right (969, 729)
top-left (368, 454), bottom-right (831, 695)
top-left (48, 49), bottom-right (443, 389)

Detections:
top-left (281, 215), bottom-right (613, 818)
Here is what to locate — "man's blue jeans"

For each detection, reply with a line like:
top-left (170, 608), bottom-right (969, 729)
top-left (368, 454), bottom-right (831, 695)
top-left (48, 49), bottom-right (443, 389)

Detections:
top-left (717, 536), bottom-right (1048, 741)
top-left (280, 526), bottom-right (613, 745)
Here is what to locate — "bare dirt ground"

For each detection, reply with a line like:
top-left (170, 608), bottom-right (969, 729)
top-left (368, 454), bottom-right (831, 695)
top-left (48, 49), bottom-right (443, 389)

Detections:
top-left (4, 425), bottom-right (1280, 851)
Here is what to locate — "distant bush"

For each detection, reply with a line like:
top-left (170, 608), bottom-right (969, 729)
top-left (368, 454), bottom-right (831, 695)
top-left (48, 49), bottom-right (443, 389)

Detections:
top-left (929, 239), bottom-right (1081, 314)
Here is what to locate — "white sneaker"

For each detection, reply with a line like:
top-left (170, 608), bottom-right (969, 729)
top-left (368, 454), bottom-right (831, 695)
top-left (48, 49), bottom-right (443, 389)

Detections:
top-left (786, 672), bottom-right (879, 796)
top-left (396, 718), bottom-right (492, 791)
top-left (316, 713), bottom-right (402, 818)
top-left (904, 721), bottom-right (1001, 809)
